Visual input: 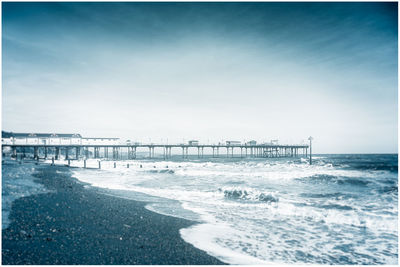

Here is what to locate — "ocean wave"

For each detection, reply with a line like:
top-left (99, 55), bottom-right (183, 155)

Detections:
top-left (325, 155), bottom-right (398, 173)
top-left (298, 174), bottom-right (370, 187)
top-left (146, 169), bottom-right (175, 174)
top-left (353, 165), bottom-right (398, 172)
top-left (317, 203), bottom-right (354, 211)
top-left (376, 186), bottom-right (398, 194)
top-left (299, 192), bottom-right (357, 200)
top-left (220, 187), bottom-right (279, 203)
top-left (336, 178), bottom-right (369, 186)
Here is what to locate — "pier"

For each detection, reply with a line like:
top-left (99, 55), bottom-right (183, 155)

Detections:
top-left (2, 143), bottom-right (309, 161)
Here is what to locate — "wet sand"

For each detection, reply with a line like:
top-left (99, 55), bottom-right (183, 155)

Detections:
top-left (2, 165), bottom-right (226, 265)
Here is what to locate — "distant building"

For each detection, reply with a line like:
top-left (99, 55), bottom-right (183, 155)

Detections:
top-left (81, 137), bottom-right (120, 145)
top-left (246, 140), bottom-right (257, 146)
top-left (2, 131), bottom-right (13, 145)
top-left (226, 141), bottom-right (241, 146)
top-left (1, 132), bottom-right (82, 145)
top-left (188, 140), bottom-right (199, 146)
top-left (1, 131), bottom-right (120, 146)
top-left (125, 140), bottom-right (140, 146)
top-left (59, 134), bottom-right (82, 145)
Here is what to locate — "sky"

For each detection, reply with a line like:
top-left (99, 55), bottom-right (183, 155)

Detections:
top-left (2, 2), bottom-right (398, 153)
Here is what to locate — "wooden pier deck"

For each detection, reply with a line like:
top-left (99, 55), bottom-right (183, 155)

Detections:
top-left (2, 143), bottom-right (309, 160)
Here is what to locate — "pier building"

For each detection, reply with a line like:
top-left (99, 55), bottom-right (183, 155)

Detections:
top-left (1, 132), bottom-right (82, 145)
top-left (2, 131), bottom-right (120, 146)
top-left (226, 141), bottom-right (241, 146)
top-left (81, 137), bottom-right (120, 145)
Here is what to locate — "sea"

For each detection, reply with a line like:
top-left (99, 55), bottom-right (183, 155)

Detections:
top-left (2, 154), bottom-right (398, 264)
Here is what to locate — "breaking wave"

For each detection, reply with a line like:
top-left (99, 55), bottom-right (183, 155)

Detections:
top-left (298, 174), bottom-right (372, 186)
top-left (220, 187), bottom-right (279, 203)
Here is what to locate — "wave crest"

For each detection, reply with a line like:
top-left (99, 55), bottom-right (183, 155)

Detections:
top-left (298, 174), bottom-right (370, 187)
top-left (220, 187), bottom-right (279, 203)
top-left (146, 169), bottom-right (175, 174)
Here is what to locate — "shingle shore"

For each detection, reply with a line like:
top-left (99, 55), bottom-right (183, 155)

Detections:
top-left (2, 165), bottom-right (226, 265)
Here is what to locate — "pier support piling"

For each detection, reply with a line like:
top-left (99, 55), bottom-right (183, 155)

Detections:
top-left (34, 147), bottom-right (38, 159)
top-left (55, 147), bottom-right (60, 160)
top-left (308, 137), bottom-right (313, 165)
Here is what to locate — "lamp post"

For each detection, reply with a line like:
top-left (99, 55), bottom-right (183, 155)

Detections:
top-left (308, 136), bottom-right (313, 165)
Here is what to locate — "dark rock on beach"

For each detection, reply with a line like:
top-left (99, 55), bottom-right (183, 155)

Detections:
top-left (2, 166), bottom-right (226, 265)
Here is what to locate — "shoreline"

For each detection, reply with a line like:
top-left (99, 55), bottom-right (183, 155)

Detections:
top-left (2, 164), bottom-right (226, 265)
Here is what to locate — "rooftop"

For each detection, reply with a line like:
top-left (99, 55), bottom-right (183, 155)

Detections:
top-left (2, 131), bottom-right (82, 138)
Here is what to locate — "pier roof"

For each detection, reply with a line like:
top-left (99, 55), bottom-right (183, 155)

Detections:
top-left (82, 137), bottom-right (120, 140)
top-left (2, 132), bottom-right (81, 138)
